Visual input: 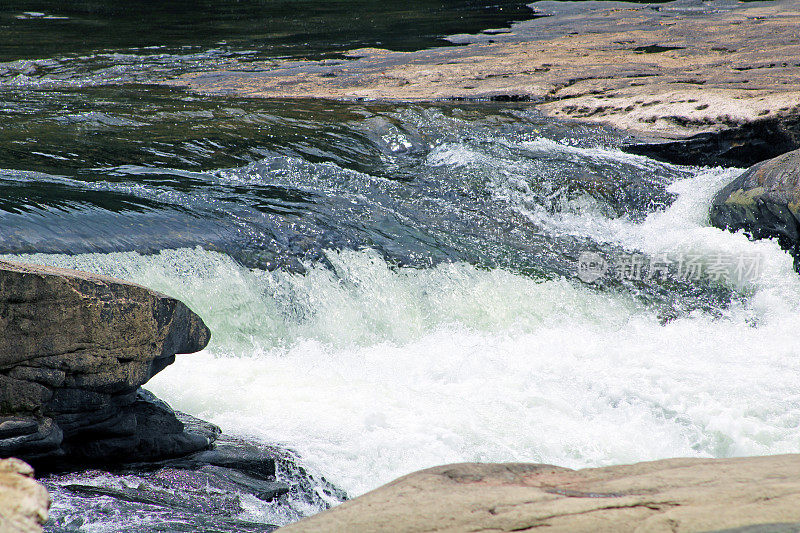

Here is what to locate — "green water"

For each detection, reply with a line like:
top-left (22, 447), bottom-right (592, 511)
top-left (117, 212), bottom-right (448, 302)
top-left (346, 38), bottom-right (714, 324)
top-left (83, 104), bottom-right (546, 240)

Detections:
top-left (0, 0), bottom-right (536, 61)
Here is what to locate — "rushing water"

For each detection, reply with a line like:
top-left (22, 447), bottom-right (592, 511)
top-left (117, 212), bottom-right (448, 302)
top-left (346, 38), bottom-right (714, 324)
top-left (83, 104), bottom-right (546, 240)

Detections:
top-left (2, 1), bottom-right (799, 531)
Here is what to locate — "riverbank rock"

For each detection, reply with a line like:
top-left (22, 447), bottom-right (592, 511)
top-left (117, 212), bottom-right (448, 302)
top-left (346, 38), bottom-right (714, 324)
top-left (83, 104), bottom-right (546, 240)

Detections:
top-left (0, 260), bottom-right (212, 469)
top-left (41, 437), bottom-right (349, 532)
top-left (0, 458), bottom-right (49, 533)
top-left (279, 455), bottom-right (800, 532)
top-left (627, 115), bottom-right (800, 168)
top-left (710, 148), bottom-right (800, 269)
top-left (167, 0), bottom-right (800, 146)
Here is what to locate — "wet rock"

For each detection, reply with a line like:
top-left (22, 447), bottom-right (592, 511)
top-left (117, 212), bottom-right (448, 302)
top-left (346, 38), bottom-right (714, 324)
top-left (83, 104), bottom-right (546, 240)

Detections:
top-left (41, 439), bottom-right (339, 532)
top-left (56, 391), bottom-right (214, 467)
top-left (0, 417), bottom-right (62, 459)
top-left (197, 465), bottom-right (290, 501)
top-left (174, 442), bottom-right (277, 480)
top-left (710, 148), bottom-right (800, 269)
top-left (279, 455), bottom-right (800, 532)
top-left (0, 260), bottom-right (212, 467)
top-left (0, 458), bottom-right (49, 533)
top-left (626, 116), bottom-right (800, 168)
top-left (62, 483), bottom-right (278, 532)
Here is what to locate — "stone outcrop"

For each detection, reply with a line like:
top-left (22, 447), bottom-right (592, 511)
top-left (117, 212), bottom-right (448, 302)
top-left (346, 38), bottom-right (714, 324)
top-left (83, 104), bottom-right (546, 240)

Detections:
top-left (42, 433), bottom-right (346, 532)
top-left (710, 148), bottom-right (800, 270)
top-left (279, 455), bottom-right (800, 532)
top-left (627, 115), bottom-right (800, 168)
top-left (0, 458), bottom-right (49, 533)
top-left (0, 260), bottom-right (212, 469)
top-left (166, 0), bottom-right (800, 144)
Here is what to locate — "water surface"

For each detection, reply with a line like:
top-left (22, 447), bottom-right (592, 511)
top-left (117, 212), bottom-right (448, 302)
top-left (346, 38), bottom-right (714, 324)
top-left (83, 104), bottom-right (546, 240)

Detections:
top-left (1, 1), bottom-right (798, 531)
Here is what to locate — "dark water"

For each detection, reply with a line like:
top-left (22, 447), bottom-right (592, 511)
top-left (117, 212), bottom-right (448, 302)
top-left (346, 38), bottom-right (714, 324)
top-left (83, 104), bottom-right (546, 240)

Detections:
top-left (0, 0), bottom-right (536, 61)
top-left (0, 1), bottom-right (772, 532)
top-left (0, 85), bottom-right (724, 313)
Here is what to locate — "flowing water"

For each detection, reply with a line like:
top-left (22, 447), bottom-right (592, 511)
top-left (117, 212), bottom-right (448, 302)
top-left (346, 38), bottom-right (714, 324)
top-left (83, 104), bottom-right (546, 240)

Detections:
top-left (2, 1), bottom-right (799, 531)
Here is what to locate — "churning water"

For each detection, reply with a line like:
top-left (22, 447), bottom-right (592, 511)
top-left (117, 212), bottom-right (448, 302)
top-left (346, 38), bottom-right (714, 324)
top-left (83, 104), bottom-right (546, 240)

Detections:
top-left (6, 104), bottom-right (800, 529)
top-left (2, 2), bottom-right (799, 530)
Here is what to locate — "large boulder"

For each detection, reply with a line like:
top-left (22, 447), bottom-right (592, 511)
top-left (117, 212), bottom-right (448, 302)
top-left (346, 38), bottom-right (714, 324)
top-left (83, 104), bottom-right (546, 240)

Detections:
top-left (279, 456), bottom-right (800, 532)
top-left (0, 260), bottom-right (212, 469)
top-left (0, 458), bottom-right (49, 533)
top-left (710, 148), bottom-right (800, 269)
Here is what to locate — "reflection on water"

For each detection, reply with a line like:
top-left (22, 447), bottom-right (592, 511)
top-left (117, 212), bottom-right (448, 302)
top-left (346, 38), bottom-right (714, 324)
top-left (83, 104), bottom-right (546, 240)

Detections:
top-left (0, 0), bottom-right (535, 61)
top-left (1, 2), bottom-right (782, 533)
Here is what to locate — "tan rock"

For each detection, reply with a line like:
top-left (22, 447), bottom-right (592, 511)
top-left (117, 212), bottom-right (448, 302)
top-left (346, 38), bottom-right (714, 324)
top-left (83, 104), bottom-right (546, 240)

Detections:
top-left (279, 456), bottom-right (800, 532)
top-left (166, 0), bottom-right (800, 139)
top-left (0, 260), bottom-right (209, 371)
top-left (0, 458), bottom-right (49, 533)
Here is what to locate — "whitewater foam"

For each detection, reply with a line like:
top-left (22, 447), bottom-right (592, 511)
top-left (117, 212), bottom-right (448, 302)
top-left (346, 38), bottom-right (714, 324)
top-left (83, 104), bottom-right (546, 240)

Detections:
top-left (9, 223), bottom-right (800, 498)
top-left (7, 136), bottom-right (800, 500)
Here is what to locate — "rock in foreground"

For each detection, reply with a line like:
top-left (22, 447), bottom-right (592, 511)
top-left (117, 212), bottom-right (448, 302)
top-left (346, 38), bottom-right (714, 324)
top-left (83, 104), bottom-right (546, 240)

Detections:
top-left (710, 148), bottom-right (800, 270)
top-left (0, 458), bottom-right (49, 533)
top-left (0, 260), bottom-right (211, 468)
top-left (279, 455), bottom-right (800, 532)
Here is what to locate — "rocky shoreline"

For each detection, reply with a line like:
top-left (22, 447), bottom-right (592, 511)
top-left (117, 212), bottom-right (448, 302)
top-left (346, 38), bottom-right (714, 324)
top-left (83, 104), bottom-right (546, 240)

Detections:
top-left (279, 456), bottom-right (800, 532)
top-left (164, 0), bottom-right (800, 165)
top-left (3, 1), bottom-right (800, 530)
top-left (0, 260), bottom-right (211, 469)
top-left (0, 260), bottom-right (348, 531)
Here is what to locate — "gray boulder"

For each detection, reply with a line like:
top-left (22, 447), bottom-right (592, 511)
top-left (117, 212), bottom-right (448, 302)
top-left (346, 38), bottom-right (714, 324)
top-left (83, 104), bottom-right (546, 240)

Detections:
top-left (0, 260), bottom-right (212, 468)
top-left (710, 148), bottom-right (800, 269)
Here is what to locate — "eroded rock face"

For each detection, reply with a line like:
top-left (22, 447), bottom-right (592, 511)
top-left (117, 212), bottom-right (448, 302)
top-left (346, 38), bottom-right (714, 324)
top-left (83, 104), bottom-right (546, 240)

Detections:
top-left (0, 260), bottom-right (211, 468)
top-left (279, 456), bottom-right (800, 532)
top-left (0, 458), bottom-right (49, 533)
top-left (710, 148), bottom-right (800, 269)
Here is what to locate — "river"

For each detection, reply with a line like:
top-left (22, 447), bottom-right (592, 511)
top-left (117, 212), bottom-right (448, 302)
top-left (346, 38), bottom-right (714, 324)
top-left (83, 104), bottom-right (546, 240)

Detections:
top-left (2, 1), bottom-right (799, 531)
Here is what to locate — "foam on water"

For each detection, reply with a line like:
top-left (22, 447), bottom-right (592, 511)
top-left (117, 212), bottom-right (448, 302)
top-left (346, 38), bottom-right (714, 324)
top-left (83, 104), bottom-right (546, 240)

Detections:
top-left (10, 163), bottom-right (800, 498)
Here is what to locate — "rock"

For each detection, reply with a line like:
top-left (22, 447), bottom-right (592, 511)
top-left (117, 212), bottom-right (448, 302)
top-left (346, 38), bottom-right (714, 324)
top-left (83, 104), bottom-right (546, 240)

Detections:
top-left (710, 148), bottom-right (800, 269)
top-left (43, 437), bottom-right (346, 531)
top-left (0, 260), bottom-right (212, 468)
top-left (62, 483), bottom-right (278, 531)
top-left (278, 455), bottom-right (800, 532)
top-left (0, 458), bottom-right (49, 533)
top-left (166, 0), bottom-right (800, 143)
top-left (175, 409), bottom-right (223, 443)
top-left (176, 443), bottom-right (278, 480)
top-left (627, 116), bottom-right (800, 168)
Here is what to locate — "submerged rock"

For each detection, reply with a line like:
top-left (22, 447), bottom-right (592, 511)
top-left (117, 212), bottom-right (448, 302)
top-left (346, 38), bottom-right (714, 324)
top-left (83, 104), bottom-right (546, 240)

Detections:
top-left (710, 148), bottom-right (800, 269)
top-left (0, 458), bottom-right (49, 533)
top-left (279, 455), bottom-right (800, 532)
top-left (43, 438), bottom-right (345, 532)
top-left (0, 260), bottom-right (212, 468)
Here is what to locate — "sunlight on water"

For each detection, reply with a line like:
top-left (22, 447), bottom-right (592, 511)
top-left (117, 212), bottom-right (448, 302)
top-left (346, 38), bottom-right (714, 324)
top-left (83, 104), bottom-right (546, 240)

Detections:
top-left (11, 161), bottom-right (800, 498)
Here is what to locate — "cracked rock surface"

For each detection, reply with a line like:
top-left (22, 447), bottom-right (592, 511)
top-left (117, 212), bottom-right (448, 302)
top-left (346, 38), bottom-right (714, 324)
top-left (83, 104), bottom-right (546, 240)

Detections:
top-left (278, 456), bottom-right (800, 532)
